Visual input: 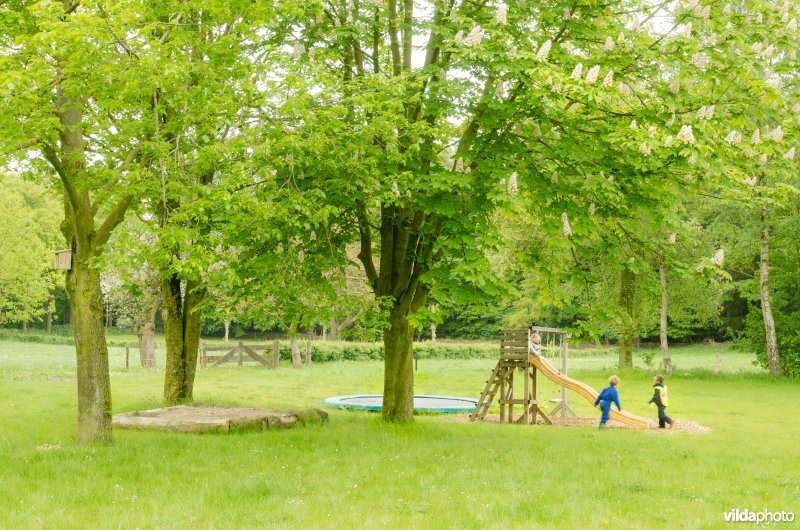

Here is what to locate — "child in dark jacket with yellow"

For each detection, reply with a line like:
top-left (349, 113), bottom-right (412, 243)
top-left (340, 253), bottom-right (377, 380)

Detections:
top-left (648, 375), bottom-right (674, 429)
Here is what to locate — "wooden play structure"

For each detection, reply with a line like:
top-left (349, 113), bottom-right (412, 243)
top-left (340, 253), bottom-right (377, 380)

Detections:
top-left (471, 327), bottom-right (653, 429)
top-left (470, 327), bottom-right (575, 424)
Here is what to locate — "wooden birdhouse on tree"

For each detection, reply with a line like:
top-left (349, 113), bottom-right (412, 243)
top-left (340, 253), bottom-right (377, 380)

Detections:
top-left (54, 249), bottom-right (73, 270)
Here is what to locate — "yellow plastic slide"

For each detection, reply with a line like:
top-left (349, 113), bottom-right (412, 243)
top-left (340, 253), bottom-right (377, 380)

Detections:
top-left (530, 354), bottom-right (653, 430)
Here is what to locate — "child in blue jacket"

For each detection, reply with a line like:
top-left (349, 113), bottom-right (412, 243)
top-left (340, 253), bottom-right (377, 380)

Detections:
top-left (594, 375), bottom-right (621, 429)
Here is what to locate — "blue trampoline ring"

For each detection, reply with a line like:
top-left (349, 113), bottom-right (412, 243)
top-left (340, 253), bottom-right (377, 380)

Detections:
top-left (324, 394), bottom-right (478, 414)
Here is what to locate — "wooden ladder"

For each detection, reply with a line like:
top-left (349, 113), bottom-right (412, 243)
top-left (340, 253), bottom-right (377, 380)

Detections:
top-left (470, 362), bottom-right (505, 421)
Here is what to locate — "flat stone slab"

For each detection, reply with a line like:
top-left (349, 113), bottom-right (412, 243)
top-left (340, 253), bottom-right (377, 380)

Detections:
top-left (112, 402), bottom-right (328, 433)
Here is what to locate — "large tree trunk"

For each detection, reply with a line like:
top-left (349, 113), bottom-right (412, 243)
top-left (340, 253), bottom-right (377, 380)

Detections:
top-left (137, 294), bottom-right (160, 368)
top-left (67, 259), bottom-right (113, 443)
top-left (382, 304), bottom-right (414, 422)
top-left (759, 208), bottom-right (782, 375)
top-left (162, 277), bottom-right (205, 403)
top-left (658, 251), bottom-right (672, 375)
top-left (223, 319), bottom-right (230, 343)
top-left (618, 268), bottom-right (635, 369)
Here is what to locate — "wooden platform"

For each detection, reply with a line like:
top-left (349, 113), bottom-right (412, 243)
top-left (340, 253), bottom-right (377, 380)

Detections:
top-left (112, 402), bottom-right (328, 433)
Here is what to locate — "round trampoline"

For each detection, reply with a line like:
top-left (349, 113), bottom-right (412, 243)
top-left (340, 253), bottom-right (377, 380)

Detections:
top-left (324, 394), bottom-right (478, 414)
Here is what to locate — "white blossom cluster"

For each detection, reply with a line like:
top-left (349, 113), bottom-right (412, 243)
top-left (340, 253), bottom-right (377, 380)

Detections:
top-left (603, 71), bottom-right (614, 88)
top-left (710, 248), bottom-right (725, 266)
top-left (682, 22), bottom-right (692, 38)
top-left (455, 157), bottom-right (464, 172)
top-left (605, 36), bottom-right (614, 51)
top-left (561, 212), bottom-right (573, 237)
top-left (293, 43), bottom-right (305, 59)
top-left (664, 135), bottom-right (674, 147)
top-left (785, 147), bottom-right (796, 160)
top-left (691, 52), bottom-right (709, 68)
top-left (744, 176), bottom-right (757, 187)
top-left (677, 125), bottom-right (695, 144)
top-left (585, 65), bottom-right (600, 84)
top-left (639, 143), bottom-right (651, 156)
top-left (725, 130), bottom-right (742, 144)
top-left (770, 126), bottom-right (783, 142)
top-left (536, 40), bottom-right (552, 61)
top-left (570, 63), bottom-right (583, 80)
top-left (668, 233), bottom-right (677, 245)
top-left (765, 71), bottom-right (782, 90)
top-left (508, 172), bottom-right (518, 195)
top-left (392, 181), bottom-right (400, 197)
top-left (669, 78), bottom-right (680, 94)
top-left (465, 26), bottom-right (485, 46)
top-left (752, 129), bottom-right (761, 145)
top-left (589, 203), bottom-right (596, 215)
top-left (496, 4), bottom-right (508, 25)
top-left (696, 105), bottom-right (715, 120)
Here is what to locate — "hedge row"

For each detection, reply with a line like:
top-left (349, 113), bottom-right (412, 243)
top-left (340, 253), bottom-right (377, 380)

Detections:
top-left (271, 341), bottom-right (499, 363)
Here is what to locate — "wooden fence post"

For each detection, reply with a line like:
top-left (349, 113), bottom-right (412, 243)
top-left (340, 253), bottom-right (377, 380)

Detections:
top-left (238, 341), bottom-right (244, 366)
top-left (305, 339), bottom-right (312, 365)
top-left (272, 339), bottom-right (280, 368)
top-left (125, 346), bottom-right (129, 370)
top-left (199, 340), bottom-right (206, 368)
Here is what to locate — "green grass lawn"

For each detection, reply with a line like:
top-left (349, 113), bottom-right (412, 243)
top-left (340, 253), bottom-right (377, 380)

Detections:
top-left (0, 340), bottom-right (798, 529)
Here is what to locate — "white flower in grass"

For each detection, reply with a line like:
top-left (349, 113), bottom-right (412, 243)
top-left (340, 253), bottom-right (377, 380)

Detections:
top-left (570, 63), bottom-right (583, 80)
top-left (711, 248), bottom-right (725, 266)
top-left (664, 136), bottom-right (674, 147)
top-left (454, 30), bottom-right (464, 45)
top-left (744, 176), bottom-right (757, 187)
top-left (455, 157), bottom-right (464, 172)
top-left (784, 147), bottom-right (795, 160)
top-left (496, 4), bottom-right (508, 24)
top-left (668, 233), bottom-right (676, 245)
top-left (562, 212), bottom-right (573, 237)
top-left (691, 53), bottom-right (709, 68)
top-left (465, 26), bottom-right (485, 46)
top-left (639, 143), bottom-right (651, 156)
top-left (589, 203), bottom-right (596, 215)
top-left (603, 70), bottom-right (614, 88)
top-left (677, 125), bottom-right (695, 144)
top-left (725, 130), bottom-right (742, 144)
top-left (536, 40), bottom-right (552, 61)
top-left (293, 43), bottom-right (305, 59)
top-left (752, 129), bottom-right (761, 145)
top-left (789, 18), bottom-right (798, 32)
top-left (771, 126), bottom-right (784, 142)
top-left (669, 78), bottom-right (680, 94)
top-left (682, 22), bottom-right (692, 38)
top-left (508, 172), bottom-right (518, 195)
top-left (392, 182), bottom-right (400, 197)
top-left (585, 65), bottom-right (600, 84)
top-left (605, 36), bottom-right (614, 51)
